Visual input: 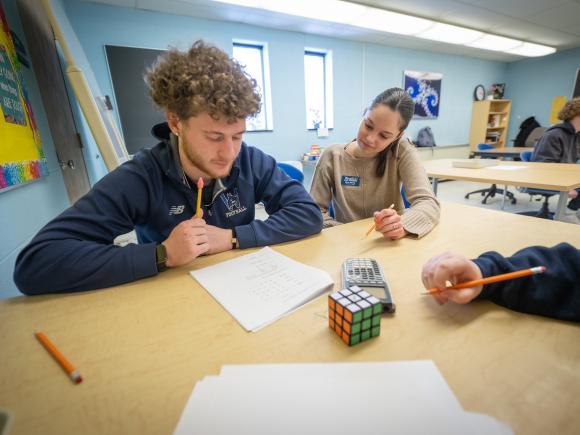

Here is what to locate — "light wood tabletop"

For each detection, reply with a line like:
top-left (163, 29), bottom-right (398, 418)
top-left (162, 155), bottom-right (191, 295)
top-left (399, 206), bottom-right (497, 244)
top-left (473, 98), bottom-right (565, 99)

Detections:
top-left (1, 202), bottom-right (579, 435)
top-left (423, 158), bottom-right (580, 220)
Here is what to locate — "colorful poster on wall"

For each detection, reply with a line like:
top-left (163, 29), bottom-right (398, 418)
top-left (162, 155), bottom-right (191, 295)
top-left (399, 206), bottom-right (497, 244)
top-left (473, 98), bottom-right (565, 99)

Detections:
top-left (403, 70), bottom-right (442, 119)
top-left (0, 4), bottom-right (47, 192)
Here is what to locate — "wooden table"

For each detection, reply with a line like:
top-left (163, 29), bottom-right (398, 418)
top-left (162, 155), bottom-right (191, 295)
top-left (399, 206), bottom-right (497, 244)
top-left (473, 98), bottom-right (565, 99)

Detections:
top-left (423, 158), bottom-right (580, 220)
top-left (1, 202), bottom-right (579, 435)
top-left (471, 146), bottom-right (534, 159)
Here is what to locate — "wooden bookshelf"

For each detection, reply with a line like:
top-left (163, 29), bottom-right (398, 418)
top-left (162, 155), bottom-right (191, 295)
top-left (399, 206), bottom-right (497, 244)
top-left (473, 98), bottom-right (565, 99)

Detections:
top-left (468, 99), bottom-right (511, 151)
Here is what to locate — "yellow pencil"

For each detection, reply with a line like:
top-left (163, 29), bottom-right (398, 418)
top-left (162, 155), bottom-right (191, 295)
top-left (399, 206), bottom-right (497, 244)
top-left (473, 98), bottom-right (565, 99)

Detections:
top-left (195, 177), bottom-right (204, 218)
top-left (35, 332), bottom-right (82, 384)
top-left (364, 203), bottom-right (395, 237)
top-left (422, 266), bottom-right (546, 295)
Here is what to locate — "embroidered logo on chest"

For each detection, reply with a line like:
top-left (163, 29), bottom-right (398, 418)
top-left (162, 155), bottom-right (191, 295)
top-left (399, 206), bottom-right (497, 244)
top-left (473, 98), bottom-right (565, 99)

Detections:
top-left (220, 188), bottom-right (248, 218)
top-left (169, 205), bottom-right (185, 215)
top-left (341, 175), bottom-right (361, 187)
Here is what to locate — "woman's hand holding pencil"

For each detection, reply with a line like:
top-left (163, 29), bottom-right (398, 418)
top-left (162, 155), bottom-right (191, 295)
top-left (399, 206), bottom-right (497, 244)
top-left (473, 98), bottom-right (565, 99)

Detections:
top-left (421, 252), bottom-right (546, 305)
top-left (365, 204), bottom-right (407, 240)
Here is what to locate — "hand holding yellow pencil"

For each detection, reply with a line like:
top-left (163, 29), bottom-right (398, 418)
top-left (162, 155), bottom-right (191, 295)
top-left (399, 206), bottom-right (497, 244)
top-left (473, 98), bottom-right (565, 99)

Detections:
top-left (420, 251), bottom-right (546, 305)
top-left (364, 203), bottom-right (395, 237)
top-left (422, 266), bottom-right (546, 296)
top-left (195, 177), bottom-right (204, 218)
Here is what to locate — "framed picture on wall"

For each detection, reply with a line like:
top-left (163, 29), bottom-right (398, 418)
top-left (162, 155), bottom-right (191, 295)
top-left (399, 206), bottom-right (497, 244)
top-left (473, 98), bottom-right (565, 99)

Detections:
top-left (403, 70), bottom-right (442, 119)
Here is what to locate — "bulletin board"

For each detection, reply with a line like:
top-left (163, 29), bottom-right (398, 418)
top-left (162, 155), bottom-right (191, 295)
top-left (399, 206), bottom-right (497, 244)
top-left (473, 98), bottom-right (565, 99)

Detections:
top-left (0, 3), bottom-right (47, 192)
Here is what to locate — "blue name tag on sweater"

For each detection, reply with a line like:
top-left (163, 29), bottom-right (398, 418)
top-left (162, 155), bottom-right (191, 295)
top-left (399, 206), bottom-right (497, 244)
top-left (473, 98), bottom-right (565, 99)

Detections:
top-left (341, 175), bottom-right (360, 187)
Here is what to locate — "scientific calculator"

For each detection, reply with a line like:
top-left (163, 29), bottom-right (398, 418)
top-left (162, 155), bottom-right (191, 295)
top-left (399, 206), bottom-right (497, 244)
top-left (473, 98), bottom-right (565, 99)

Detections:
top-left (341, 258), bottom-right (396, 314)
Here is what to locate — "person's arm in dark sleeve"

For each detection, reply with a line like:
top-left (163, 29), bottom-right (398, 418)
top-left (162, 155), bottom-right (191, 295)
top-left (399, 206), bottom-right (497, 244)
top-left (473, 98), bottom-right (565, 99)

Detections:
top-left (13, 162), bottom-right (159, 295)
top-left (473, 243), bottom-right (580, 322)
top-left (234, 150), bottom-right (323, 248)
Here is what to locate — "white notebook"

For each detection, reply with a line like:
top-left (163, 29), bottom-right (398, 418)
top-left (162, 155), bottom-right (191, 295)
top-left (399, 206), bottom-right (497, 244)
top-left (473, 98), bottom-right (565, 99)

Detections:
top-left (452, 159), bottom-right (499, 168)
top-left (190, 247), bottom-right (334, 332)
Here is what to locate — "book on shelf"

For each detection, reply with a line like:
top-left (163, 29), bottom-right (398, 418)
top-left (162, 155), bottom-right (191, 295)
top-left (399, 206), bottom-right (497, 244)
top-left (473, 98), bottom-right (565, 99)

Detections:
top-left (487, 114), bottom-right (501, 128)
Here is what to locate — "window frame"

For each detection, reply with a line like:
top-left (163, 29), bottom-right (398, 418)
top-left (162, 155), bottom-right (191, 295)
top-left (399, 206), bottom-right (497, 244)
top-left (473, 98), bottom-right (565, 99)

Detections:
top-left (232, 39), bottom-right (273, 132)
top-left (304, 47), bottom-right (334, 130)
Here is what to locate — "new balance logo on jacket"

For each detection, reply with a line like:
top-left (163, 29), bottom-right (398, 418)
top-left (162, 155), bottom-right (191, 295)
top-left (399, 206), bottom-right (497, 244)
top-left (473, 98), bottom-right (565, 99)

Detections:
top-left (169, 205), bottom-right (185, 215)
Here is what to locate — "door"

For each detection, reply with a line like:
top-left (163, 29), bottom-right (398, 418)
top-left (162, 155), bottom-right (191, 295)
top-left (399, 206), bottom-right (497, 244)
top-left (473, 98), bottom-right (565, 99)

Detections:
top-left (17, 0), bottom-right (90, 203)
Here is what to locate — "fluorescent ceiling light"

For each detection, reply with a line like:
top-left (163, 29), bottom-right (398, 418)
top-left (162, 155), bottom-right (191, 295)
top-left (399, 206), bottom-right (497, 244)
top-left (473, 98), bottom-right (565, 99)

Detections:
top-left (212, 0), bottom-right (368, 24)
top-left (506, 42), bottom-right (556, 57)
top-left (211, 0), bottom-right (266, 7)
top-left (266, 0), bottom-right (368, 25)
top-left (210, 0), bottom-right (556, 57)
top-left (349, 8), bottom-right (433, 35)
top-left (415, 23), bottom-right (483, 44)
top-left (467, 34), bottom-right (522, 51)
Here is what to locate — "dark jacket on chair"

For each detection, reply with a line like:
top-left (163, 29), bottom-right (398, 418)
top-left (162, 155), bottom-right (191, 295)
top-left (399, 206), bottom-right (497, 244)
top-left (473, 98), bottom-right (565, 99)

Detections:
top-left (531, 121), bottom-right (580, 163)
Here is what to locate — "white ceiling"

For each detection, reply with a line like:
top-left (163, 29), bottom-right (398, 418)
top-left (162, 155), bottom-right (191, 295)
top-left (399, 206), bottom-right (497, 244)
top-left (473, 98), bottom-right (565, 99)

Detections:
top-left (84, 0), bottom-right (580, 62)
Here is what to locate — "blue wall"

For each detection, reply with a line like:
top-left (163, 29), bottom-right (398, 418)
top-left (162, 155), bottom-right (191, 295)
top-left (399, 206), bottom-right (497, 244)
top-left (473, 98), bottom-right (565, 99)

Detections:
top-left (61, 0), bottom-right (507, 159)
top-left (506, 47), bottom-right (580, 139)
top-left (0, 0), bottom-right (70, 298)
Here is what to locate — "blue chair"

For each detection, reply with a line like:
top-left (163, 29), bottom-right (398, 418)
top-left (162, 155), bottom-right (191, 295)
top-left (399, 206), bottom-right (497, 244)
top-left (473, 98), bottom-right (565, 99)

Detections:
top-left (517, 151), bottom-right (556, 219)
top-left (277, 162), bottom-right (304, 183)
top-left (401, 186), bottom-right (410, 209)
top-left (464, 144), bottom-right (516, 205)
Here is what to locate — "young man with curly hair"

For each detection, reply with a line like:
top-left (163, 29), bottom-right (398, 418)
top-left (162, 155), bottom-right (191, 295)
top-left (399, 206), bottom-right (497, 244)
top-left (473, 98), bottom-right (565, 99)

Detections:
top-left (14, 40), bottom-right (323, 295)
top-left (531, 97), bottom-right (580, 212)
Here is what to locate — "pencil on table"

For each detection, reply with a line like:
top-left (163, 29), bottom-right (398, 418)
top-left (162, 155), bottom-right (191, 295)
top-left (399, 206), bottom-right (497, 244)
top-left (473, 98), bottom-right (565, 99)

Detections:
top-left (195, 177), bottom-right (204, 218)
top-left (422, 266), bottom-right (546, 295)
top-left (35, 332), bottom-right (83, 384)
top-left (364, 203), bottom-right (395, 237)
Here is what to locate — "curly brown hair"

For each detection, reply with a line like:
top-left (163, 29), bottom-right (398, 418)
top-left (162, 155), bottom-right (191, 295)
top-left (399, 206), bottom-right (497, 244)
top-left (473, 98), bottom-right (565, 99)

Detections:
top-left (144, 40), bottom-right (261, 122)
top-left (558, 97), bottom-right (580, 121)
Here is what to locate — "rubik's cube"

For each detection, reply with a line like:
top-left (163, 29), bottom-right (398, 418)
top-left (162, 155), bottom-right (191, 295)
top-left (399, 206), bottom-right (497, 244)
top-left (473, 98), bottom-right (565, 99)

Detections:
top-left (328, 286), bottom-right (382, 346)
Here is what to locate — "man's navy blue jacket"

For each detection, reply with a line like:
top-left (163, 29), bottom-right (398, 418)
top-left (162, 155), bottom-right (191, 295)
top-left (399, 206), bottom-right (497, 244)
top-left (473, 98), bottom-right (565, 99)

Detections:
top-left (14, 123), bottom-right (323, 295)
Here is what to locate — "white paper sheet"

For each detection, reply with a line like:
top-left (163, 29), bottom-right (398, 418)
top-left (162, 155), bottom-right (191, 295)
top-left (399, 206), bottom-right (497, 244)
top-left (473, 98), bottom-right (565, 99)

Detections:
top-left (173, 361), bottom-right (513, 435)
top-left (190, 247), bottom-right (334, 331)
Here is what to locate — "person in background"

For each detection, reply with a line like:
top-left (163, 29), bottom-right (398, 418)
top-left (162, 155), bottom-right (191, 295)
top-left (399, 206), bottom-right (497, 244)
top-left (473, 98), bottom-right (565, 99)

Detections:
top-left (532, 97), bottom-right (580, 211)
top-left (14, 40), bottom-right (323, 295)
top-left (309, 87), bottom-right (440, 239)
top-left (421, 243), bottom-right (580, 322)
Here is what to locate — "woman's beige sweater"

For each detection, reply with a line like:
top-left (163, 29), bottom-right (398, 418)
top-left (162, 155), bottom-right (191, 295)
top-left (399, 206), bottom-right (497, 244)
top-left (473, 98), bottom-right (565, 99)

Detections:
top-left (309, 139), bottom-right (440, 238)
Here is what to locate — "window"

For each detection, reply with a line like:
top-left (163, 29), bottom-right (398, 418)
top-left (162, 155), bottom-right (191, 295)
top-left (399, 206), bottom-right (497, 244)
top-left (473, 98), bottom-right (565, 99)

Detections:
top-left (232, 41), bottom-right (273, 131)
top-left (304, 49), bottom-right (333, 130)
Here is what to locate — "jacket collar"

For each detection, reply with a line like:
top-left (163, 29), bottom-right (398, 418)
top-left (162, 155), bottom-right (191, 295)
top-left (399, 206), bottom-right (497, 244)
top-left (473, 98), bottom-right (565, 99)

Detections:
top-left (150, 122), bottom-right (242, 203)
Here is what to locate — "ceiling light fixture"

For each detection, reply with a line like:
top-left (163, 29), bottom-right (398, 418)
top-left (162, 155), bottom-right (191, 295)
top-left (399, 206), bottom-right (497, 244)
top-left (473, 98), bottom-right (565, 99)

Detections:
top-left (210, 0), bottom-right (556, 57)
top-left (415, 23), bottom-right (483, 45)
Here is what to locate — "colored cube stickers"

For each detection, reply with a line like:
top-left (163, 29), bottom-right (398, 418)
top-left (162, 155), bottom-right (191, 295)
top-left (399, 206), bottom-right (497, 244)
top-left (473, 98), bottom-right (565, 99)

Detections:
top-left (328, 285), bottom-right (381, 346)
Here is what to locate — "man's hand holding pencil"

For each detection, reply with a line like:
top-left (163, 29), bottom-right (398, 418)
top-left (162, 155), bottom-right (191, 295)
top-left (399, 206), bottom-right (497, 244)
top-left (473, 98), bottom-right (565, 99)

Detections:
top-left (162, 210), bottom-right (209, 267)
top-left (421, 252), bottom-right (546, 305)
top-left (421, 252), bottom-right (485, 305)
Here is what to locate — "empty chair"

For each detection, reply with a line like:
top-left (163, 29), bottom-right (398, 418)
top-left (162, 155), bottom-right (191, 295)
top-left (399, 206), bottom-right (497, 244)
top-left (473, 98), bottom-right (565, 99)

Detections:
top-left (517, 151), bottom-right (556, 219)
top-left (464, 144), bottom-right (516, 205)
top-left (277, 161), bottom-right (304, 183)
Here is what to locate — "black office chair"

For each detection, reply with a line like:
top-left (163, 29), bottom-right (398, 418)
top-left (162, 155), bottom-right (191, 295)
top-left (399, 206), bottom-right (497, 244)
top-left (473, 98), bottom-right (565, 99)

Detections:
top-left (517, 151), bottom-right (556, 220)
top-left (464, 144), bottom-right (516, 205)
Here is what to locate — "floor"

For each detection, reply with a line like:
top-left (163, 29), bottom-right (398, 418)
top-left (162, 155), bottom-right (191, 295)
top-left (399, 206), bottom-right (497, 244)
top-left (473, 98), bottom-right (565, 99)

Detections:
top-left (435, 180), bottom-right (579, 225)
